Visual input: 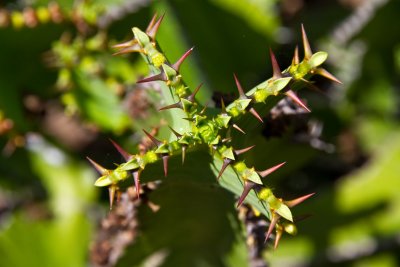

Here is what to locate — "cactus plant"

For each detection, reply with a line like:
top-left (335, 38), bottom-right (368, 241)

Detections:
top-left (87, 14), bottom-right (340, 254)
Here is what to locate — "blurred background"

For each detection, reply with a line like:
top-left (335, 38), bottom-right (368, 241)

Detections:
top-left (0, 0), bottom-right (399, 266)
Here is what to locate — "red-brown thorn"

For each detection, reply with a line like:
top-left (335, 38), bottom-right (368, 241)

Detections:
top-left (137, 73), bottom-right (167, 84)
top-left (142, 129), bottom-right (162, 147)
top-left (188, 83), bottom-right (203, 102)
top-left (269, 48), bottom-right (282, 79)
top-left (237, 180), bottom-right (256, 208)
top-left (162, 155), bottom-right (169, 177)
top-left (265, 213), bottom-right (280, 243)
top-left (301, 24), bottom-right (312, 59)
top-left (257, 162), bottom-right (286, 178)
top-left (285, 89), bottom-right (311, 112)
top-left (109, 139), bottom-right (132, 161)
top-left (249, 107), bottom-right (264, 123)
top-left (86, 157), bottom-right (108, 175)
top-left (172, 47), bottom-right (195, 72)
top-left (284, 192), bottom-right (315, 208)
top-left (232, 124), bottom-right (246, 134)
top-left (234, 145), bottom-right (255, 156)
top-left (217, 158), bottom-right (232, 179)
top-left (147, 13), bottom-right (165, 40)
top-left (133, 170), bottom-right (141, 199)
top-left (233, 73), bottom-right (246, 98)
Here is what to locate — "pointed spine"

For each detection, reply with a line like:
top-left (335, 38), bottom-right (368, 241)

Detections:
top-left (292, 45), bottom-right (299, 65)
top-left (109, 139), bottom-right (132, 161)
top-left (146, 13), bottom-right (165, 40)
top-left (146, 13), bottom-right (158, 34)
top-left (301, 24), bottom-right (312, 60)
top-left (162, 155), bottom-right (169, 177)
top-left (172, 47), bottom-right (194, 72)
top-left (137, 73), bottom-right (167, 84)
top-left (269, 49), bottom-right (282, 79)
top-left (159, 101), bottom-right (182, 111)
top-left (234, 145), bottom-right (255, 156)
top-left (232, 124), bottom-right (246, 134)
top-left (312, 68), bottom-right (342, 84)
top-left (108, 185), bottom-right (117, 210)
top-left (142, 129), bottom-right (163, 147)
top-left (187, 83), bottom-right (203, 102)
top-left (233, 73), bottom-right (246, 98)
top-left (168, 126), bottom-right (182, 138)
top-left (258, 162), bottom-right (286, 178)
top-left (285, 90), bottom-right (311, 112)
top-left (217, 158), bottom-right (232, 179)
top-left (87, 157), bottom-right (108, 175)
top-left (249, 107), bottom-right (263, 123)
top-left (237, 180), bottom-right (256, 208)
top-left (274, 227), bottom-right (283, 249)
top-left (133, 170), bottom-right (141, 198)
top-left (265, 213), bottom-right (280, 243)
top-left (284, 193), bottom-right (315, 208)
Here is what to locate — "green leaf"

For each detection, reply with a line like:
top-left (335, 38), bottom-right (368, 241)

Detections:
top-left (308, 51), bottom-right (328, 69)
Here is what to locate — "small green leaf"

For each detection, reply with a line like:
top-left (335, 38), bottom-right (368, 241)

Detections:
top-left (268, 77), bottom-right (292, 94)
top-left (94, 175), bottom-right (112, 187)
top-left (276, 203), bottom-right (293, 222)
top-left (308, 51), bottom-right (328, 68)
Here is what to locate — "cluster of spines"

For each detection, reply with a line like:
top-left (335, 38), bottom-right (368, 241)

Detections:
top-left (88, 14), bottom-right (341, 248)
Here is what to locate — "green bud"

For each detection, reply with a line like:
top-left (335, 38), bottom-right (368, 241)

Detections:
top-left (258, 188), bottom-right (273, 201)
top-left (283, 222), bottom-right (297, 235)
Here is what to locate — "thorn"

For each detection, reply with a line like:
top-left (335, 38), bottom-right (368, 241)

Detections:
top-left (237, 180), bottom-right (256, 208)
top-left (235, 145), bottom-right (255, 156)
top-left (168, 126), bottom-right (182, 138)
top-left (109, 139), bottom-right (132, 161)
top-left (233, 73), bottom-right (246, 98)
top-left (112, 38), bottom-right (137, 49)
top-left (232, 124), bottom-right (246, 134)
top-left (265, 213), bottom-right (280, 243)
top-left (181, 146), bottom-right (186, 164)
top-left (147, 13), bottom-right (165, 40)
top-left (269, 48), bottom-right (282, 79)
top-left (172, 47), bottom-right (194, 72)
top-left (137, 73), bottom-right (166, 84)
top-left (301, 24), bottom-right (312, 59)
top-left (258, 162), bottom-right (286, 178)
top-left (162, 155), bottom-right (169, 177)
top-left (249, 107), bottom-right (263, 123)
top-left (200, 102), bottom-right (209, 115)
top-left (188, 83), bottom-right (203, 102)
top-left (292, 45), bottom-right (299, 65)
top-left (159, 101), bottom-right (182, 111)
top-left (108, 185), bottom-right (116, 210)
top-left (312, 68), bottom-right (342, 84)
top-left (284, 193), bottom-right (315, 208)
top-left (217, 158), bottom-right (232, 179)
top-left (112, 44), bottom-right (142, 56)
top-left (274, 228), bottom-right (283, 249)
top-left (133, 170), bottom-right (141, 199)
top-left (285, 90), bottom-right (311, 112)
top-left (142, 129), bottom-right (162, 147)
top-left (222, 137), bottom-right (232, 143)
top-left (146, 13), bottom-right (158, 34)
top-left (86, 157), bottom-right (108, 175)
top-left (220, 98), bottom-right (226, 114)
